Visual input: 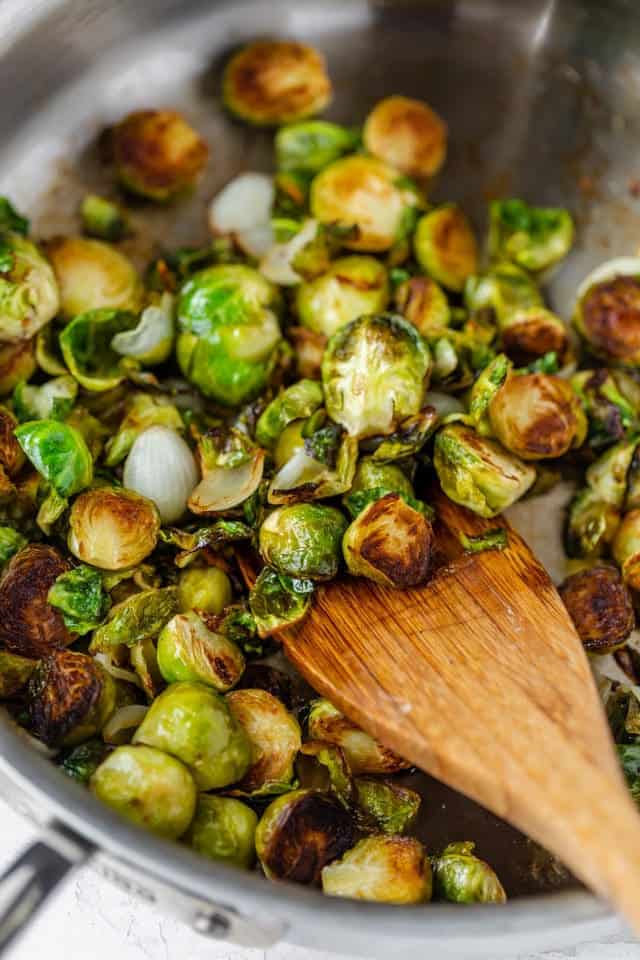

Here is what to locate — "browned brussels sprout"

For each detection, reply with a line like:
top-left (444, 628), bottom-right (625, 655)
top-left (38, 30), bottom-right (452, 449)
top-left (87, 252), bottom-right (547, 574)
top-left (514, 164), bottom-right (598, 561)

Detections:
top-left (111, 110), bottom-right (209, 201)
top-left (308, 699), bottom-right (410, 775)
top-left (414, 205), bottom-right (478, 292)
top-left (28, 649), bottom-right (116, 747)
top-left (0, 545), bottom-right (73, 658)
top-left (354, 778), bottom-right (421, 835)
top-left (613, 508), bottom-right (640, 590)
top-left (68, 487), bottom-right (160, 570)
top-left (573, 259), bottom-right (640, 366)
top-left (255, 788), bottom-right (356, 884)
top-left (0, 338), bottom-right (36, 396)
top-left (223, 41), bottom-right (332, 126)
top-left (322, 835), bottom-right (432, 904)
top-left (227, 688), bottom-right (301, 795)
top-left (559, 565), bottom-right (634, 654)
top-left (433, 841), bottom-right (506, 903)
top-left (364, 95), bottom-right (447, 179)
top-left (0, 406), bottom-right (24, 482)
top-left (394, 275), bottom-right (450, 336)
top-left (0, 650), bottom-right (37, 697)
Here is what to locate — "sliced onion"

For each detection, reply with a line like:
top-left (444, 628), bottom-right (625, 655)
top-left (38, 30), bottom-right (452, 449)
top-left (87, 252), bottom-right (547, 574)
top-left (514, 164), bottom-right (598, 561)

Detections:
top-left (260, 218), bottom-right (319, 286)
top-left (424, 391), bottom-right (464, 417)
top-left (103, 704), bottom-right (148, 745)
top-left (209, 172), bottom-right (274, 235)
top-left (236, 223), bottom-right (275, 258)
top-left (94, 653), bottom-right (142, 688)
top-left (188, 449), bottom-right (265, 515)
top-left (123, 425), bottom-right (199, 524)
top-left (112, 293), bottom-right (174, 361)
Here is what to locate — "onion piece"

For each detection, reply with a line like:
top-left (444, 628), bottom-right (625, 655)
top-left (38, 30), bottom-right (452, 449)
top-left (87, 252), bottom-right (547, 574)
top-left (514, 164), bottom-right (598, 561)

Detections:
top-left (424, 391), bottom-right (464, 417)
top-left (123, 425), bottom-right (199, 524)
top-left (189, 448), bottom-right (265, 515)
top-left (103, 704), bottom-right (148, 745)
top-left (260, 218), bottom-right (319, 286)
top-left (236, 223), bottom-right (275, 258)
top-left (94, 653), bottom-right (142, 688)
top-left (209, 172), bottom-right (274, 235)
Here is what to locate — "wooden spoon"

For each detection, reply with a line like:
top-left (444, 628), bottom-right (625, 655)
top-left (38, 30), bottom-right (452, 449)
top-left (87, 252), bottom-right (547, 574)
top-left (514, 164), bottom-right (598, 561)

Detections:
top-left (278, 487), bottom-right (640, 930)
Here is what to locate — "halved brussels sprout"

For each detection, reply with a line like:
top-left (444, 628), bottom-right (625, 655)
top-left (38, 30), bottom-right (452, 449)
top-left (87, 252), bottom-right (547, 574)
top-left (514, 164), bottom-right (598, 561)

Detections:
top-left (227, 688), bottom-right (301, 795)
top-left (188, 430), bottom-right (264, 515)
top-left (59, 739), bottom-right (109, 784)
top-left (322, 836), bottom-right (432, 904)
top-left (259, 503), bottom-right (347, 580)
top-left (0, 234), bottom-right (59, 344)
top-left (364, 406), bottom-right (439, 462)
top-left (571, 369), bottom-right (636, 450)
top-left (434, 423), bottom-right (536, 518)
top-left (81, 194), bottom-right (129, 242)
top-left (47, 237), bottom-right (141, 319)
top-left (177, 264), bottom-right (281, 406)
top-left (133, 680), bottom-right (251, 790)
top-left (48, 564), bottom-right (111, 635)
top-left (157, 611), bottom-right (245, 692)
top-left (91, 744), bottom-right (197, 840)
top-left (111, 294), bottom-right (175, 366)
top-left (111, 109), bottom-right (208, 201)
top-left (255, 788), bottom-right (356, 884)
top-left (105, 393), bottom-right (184, 467)
top-left (308, 699), bottom-right (410, 775)
top-left (559, 565), bottom-right (634, 654)
top-left (162, 519), bottom-right (251, 568)
top-left (394, 275), bottom-right (450, 336)
top-left (573, 258), bottom-right (640, 366)
top-left (433, 841), bottom-right (506, 904)
top-left (348, 457), bottom-right (414, 504)
top-left (310, 155), bottom-right (421, 253)
top-left (343, 492), bottom-right (433, 589)
top-left (295, 256), bottom-right (390, 338)
top-left (354, 778), bottom-right (421, 835)
top-left (13, 375), bottom-right (77, 423)
top-left (414, 205), bottom-right (478, 292)
top-left (90, 587), bottom-right (179, 652)
top-left (68, 487), bottom-right (160, 570)
top-left (322, 314), bottom-right (431, 438)
top-left (28, 649), bottom-right (116, 747)
top-left (0, 650), bottom-right (37, 697)
top-left (488, 372), bottom-right (586, 460)
top-left (0, 525), bottom-right (26, 568)
top-left (0, 544), bottom-right (73, 657)
top-left (16, 419), bottom-right (93, 496)
top-left (0, 405), bottom-right (24, 482)
top-left (248, 566), bottom-right (314, 638)
top-left (613, 509), bottom-right (640, 590)
top-left (0, 338), bottom-right (37, 395)
top-left (273, 420), bottom-right (306, 471)
top-left (223, 41), bottom-right (332, 126)
top-left (364, 95), bottom-right (447, 179)
top-left (268, 432), bottom-right (358, 505)
top-left (59, 308), bottom-right (142, 392)
top-left (178, 565), bottom-right (232, 615)
top-left (256, 379), bottom-right (324, 449)
top-left (467, 353), bottom-right (511, 436)
top-left (488, 199), bottom-right (574, 273)
top-left (185, 794), bottom-right (257, 868)
top-left (276, 121), bottom-right (359, 176)
top-left (564, 487), bottom-right (621, 559)
top-left (587, 435), bottom-right (640, 508)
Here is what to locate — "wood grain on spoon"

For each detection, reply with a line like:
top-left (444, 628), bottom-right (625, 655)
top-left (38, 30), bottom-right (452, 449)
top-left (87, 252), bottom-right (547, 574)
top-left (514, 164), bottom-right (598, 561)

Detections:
top-left (281, 486), bottom-right (640, 931)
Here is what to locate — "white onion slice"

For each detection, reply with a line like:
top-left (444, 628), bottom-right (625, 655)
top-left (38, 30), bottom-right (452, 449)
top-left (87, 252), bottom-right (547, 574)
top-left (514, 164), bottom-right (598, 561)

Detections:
top-left (236, 223), bottom-right (275, 258)
top-left (259, 218), bottom-right (319, 286)
top-left (188, 449), bottom-right (265, 515)
top-left (209, 172), bottom-right (274, 235)
top-left (94, 653), bottom-right (142, 688)
top-left (424, 391), bottom-right (464, 417)
top-left (103, 704), bottom-right (148, 744)
top-left (123, 425), bottom-right (199, 524)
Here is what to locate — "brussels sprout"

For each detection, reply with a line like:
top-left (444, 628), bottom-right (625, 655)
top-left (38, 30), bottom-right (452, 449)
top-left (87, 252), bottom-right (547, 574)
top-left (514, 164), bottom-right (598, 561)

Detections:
top-left (268, 432), bottom-right (358, 505)
top-left (586, 436), bottom-right (640, 510)
top-left (310, 155), bottom-right (421, 253)
top-left (364, 95), bottom-right (447, 179)
top-left (188, 430), bottom-right (265, 515)
top-left (90, 587), bottom-right (178, 652)
top-left (69, 487), bottom-right (160, 570)
top-left (571, 369), bottom-right (636, 450)
top-left (276, 121), bottom-right (359, 176)
top-left (613, 509), bottom-right (640, 590)
top-left (298, 739), bottom-right (354, 805)
top-left (559, 565), bottom-right (634, 653)
top-left (573, 258), bottom-right (640, 366)
top-left (111, 109), bottom-right (208, 201)
top-left (322, 314), bottom-right (431, 439)
top-left (133, 681), bottom-right (251, 790)
top-left (0, 525), bottom-right (26, 568)
top-left (487, 372), bottom-right (586, 460)
top-left (322, 836), bottom-right (432, 904)
top-left (365, 406), bottom-right (439, 462)
top-left (256, 380), bottom-right (324, 449)
top-left (81, 194), bottom-right (129, 242)
top-left (414, 205), bottom-right (478, 292)
top-left (48, 564), bottom-right (111, 635)
top-left (129, 637), bottom-right (163, 702)
top-left (111, 294), bottom-right (174, 366)
top-left (185, 795), bottom-right (257, 868)
top-left (0, 338), bottom-right (37, 395)
top-left (255, 788), bottom-right (356, 884)
top-left (177, 264), bottom-right (281, 406)
top-left (91, 744), bottom-right (196, 839)
top-left (308, 699), bottom-right (410, 775)
top-left (16, 417), bottom-right (92, 500)
top-left (294, 257), bottom-right (390, 338)
top-left (47, 237), bottom-right (141, 319)
top-left (0, 650), bottom-right (37, 697)
top-left (488, 198), bottom-right (574, 273)
top-left (565, 487), bottom-right (621, 559)
top-left (394, 275), bottom-right (450, 336)
top-left (354, 779), bottom-right (421, 835)
top-left (0, 544), bottom-right (73, 658)
top-left (105, 393), bottom-right (184, 466)
top-left (223, 41), bottom-right (332, 126)
top-left (248, 566), bottom-right (314, 638)
top-left (13, 375), bottom-right (77, 423)
top-left (226, 688), bottom-right (301, 795)
top-left (178, 566), bottom-right (232, 615)
top-left (0, 196), bottom-right (28, 236)
top-left (273, 419), bottom-right (306, 470)
top-left (343, 492), bottom-right (433, 588)
top-left (161, 519), bottom-right (252, 568)
top-left (0, 406), bottom-right (23, 477)
top-left (348, 457), bottom-right (414, 503)
top-left (59, 308), bottom-right (143, 392)
top-left (58, 738), bottom-right (109, 784)
top-left (433, 841), bottom-right (506, 904)
top-left (466, 353), bottom-right (511, 436)
top-left (0, 234), bottom-right (59, 344)
top-left (157, 611), bottom-right (244, 692)
top-left (28, 649), bottom-right (116, 747)
top-left (259, 503), bottom-right (347, 580)
top-left (433, 423), bottom-right (536, 518)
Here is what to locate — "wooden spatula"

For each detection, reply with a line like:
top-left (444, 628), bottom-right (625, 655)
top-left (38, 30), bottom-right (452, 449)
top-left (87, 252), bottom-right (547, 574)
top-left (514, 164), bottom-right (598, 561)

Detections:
top-left (280, 487), bottom-right (640, 930)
